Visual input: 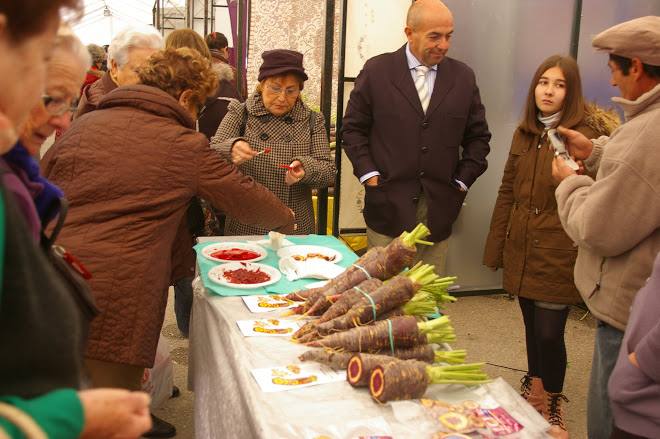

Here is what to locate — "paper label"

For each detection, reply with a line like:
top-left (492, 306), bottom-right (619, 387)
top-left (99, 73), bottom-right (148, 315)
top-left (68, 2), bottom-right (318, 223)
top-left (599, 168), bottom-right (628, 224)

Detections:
top-left (236, 319), bottom-right (302, 337)
top-left (241, 295), bottom-right (299, 313)
top-left (251, 363), bottom-right (345, 393)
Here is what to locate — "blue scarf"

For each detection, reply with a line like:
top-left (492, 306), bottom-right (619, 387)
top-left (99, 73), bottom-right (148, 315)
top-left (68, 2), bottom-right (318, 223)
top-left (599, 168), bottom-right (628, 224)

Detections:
top-left (3, 142), bottom-right (63, 226)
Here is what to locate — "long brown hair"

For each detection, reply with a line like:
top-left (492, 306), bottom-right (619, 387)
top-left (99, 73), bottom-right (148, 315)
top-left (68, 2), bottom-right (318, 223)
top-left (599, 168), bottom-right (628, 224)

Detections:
top-left (164, 29), bottom-right (212, 62)
top-left (519, 55), bottom-right (585, 135)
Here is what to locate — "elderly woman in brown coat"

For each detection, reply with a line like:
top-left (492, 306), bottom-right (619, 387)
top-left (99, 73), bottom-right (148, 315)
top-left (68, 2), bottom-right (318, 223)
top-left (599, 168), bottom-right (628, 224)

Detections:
top-left (211, 49), bottom-right (335, 236)
top-left (483, 55), bottom-right (617, 438)
top-left (42, 47), bottom-right (294, 398)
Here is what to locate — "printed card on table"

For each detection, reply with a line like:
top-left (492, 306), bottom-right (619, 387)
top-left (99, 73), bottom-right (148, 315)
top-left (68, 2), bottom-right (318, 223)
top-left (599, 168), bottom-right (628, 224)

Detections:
top-left (236, 318), bottom-right (302, 337)
top-left (250, 363), bottom-right (345, 393)
top-left (242, 295), bottom-right (299, 313)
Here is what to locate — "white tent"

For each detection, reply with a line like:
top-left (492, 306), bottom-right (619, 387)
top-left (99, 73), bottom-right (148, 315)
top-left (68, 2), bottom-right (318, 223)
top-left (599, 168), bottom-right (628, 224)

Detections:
top-left (72, 0), bottom-right (169, 45)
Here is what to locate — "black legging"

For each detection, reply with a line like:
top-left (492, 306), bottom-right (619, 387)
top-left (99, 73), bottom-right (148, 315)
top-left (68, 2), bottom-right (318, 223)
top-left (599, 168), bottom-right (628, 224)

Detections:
top-left (518, 296), bottom-right (570, 393)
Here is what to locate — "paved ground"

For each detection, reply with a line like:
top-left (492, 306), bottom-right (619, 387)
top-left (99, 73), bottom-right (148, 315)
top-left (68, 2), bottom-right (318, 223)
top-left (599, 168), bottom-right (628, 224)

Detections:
top-left (153, 290), bottom-right (596, 438)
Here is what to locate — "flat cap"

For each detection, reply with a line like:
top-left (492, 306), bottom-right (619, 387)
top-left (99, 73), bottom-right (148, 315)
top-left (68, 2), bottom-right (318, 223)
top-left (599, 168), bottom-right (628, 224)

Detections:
top-left (592, 16), bottom-right (660, 66)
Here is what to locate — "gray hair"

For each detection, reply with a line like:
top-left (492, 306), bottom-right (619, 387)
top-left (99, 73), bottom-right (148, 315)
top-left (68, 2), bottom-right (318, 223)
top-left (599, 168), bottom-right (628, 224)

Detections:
top-left (55, 24), bottom-right (91, 71)
top-left (108, 26), bottom-right (163, 68)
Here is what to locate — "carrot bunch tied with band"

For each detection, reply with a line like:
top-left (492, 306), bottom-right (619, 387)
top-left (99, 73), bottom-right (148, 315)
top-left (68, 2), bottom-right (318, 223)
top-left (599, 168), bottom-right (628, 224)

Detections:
top-left (285, 223), bottom-right (433, 317)
top-left (314, 264), bottom-right (452, 336)
top-left (306, 315), bottom-right (456, 351)
top-left (298, 344), bottom-right (462, 370)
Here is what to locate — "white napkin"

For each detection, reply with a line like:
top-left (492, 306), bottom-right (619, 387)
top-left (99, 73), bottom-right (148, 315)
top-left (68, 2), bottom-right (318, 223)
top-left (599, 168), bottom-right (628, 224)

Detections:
top-left (254, 231), bottom-right (294, 250)
top-left (279, 256), bottom-right (345, 281)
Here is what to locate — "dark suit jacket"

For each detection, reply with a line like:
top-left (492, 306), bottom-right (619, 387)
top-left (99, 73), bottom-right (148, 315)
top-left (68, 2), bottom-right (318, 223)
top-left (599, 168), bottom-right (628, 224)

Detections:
top-left (341, 45), bottom-right (491, 242)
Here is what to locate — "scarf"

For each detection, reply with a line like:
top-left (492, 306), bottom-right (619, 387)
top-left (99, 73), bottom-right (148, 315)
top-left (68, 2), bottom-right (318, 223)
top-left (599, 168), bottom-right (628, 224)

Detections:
top-left (537, 111), bottom-right (562, 130)
top-left (2, 142), bottom-right (63, 226)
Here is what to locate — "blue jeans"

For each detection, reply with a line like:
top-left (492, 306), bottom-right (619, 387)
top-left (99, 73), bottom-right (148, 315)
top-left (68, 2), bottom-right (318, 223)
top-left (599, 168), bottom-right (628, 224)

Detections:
top-left (588, 321), bottom-right (624, 439)
top-left (174, 276), bottom-right (194, 337)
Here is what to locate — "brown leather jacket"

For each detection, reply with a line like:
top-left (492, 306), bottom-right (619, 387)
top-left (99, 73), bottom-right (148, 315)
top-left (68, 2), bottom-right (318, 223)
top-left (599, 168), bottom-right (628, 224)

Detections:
top-left (43, 85), bottom-right (294, 366)
top-left (483, 106), bottom-right (617, 304)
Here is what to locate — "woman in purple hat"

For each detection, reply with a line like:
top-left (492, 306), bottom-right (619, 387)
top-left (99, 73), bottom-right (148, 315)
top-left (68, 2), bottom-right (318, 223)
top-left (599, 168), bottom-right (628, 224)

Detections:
top-left (211, 49), bottom-right (336, 236)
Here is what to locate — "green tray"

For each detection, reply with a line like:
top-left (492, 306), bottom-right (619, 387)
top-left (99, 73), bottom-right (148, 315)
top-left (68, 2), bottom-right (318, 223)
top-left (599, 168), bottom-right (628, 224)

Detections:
top-left (195, 235), bottom-right (358, 296)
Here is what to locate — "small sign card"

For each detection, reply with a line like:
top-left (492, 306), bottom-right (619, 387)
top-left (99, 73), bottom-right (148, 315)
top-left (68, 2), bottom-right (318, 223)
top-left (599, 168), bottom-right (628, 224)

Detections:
top-left (250, 363), bottom-right (345, 393)
top-left (236, 318), bottom-right (302, 337)
top-left (242, 295), bottom-right (299, 313)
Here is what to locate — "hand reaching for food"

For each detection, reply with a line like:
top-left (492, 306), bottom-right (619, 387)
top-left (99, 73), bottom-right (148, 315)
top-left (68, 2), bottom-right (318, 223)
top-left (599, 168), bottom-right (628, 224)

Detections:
top-left (285, 160), bottom-right (305, 186)
top-left (231, 140), bottom-right (258, 165)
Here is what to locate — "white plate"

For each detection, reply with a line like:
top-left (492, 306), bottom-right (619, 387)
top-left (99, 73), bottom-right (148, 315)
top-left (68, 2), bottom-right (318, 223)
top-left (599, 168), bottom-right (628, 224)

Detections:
top-left (276, 245), bottom-right (342, 264)
top-left (208, 262), bottom-right (281, 289)
top-left (279, 256), bottom-right (346, 281)
top-left (202, 242), bottom-right (267, 263)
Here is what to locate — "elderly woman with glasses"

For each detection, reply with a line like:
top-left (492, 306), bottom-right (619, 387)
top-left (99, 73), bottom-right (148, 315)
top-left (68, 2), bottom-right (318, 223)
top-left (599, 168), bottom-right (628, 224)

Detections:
top-left (211, 49), bottom-right (336, 236)
top-left (3, 25), bottom-right (89, 239)
top-left (0, 14), bottom-right (153, 437)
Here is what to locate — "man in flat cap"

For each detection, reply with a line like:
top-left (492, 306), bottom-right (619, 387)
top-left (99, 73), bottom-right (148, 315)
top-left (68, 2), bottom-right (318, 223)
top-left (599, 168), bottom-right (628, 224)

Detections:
top-left (551, 15), bottom-right (660, 439)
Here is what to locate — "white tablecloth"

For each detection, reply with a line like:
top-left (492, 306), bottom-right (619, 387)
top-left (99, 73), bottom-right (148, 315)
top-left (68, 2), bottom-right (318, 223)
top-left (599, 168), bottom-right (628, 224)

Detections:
top-left (188, 237), bottom-right (550, 439)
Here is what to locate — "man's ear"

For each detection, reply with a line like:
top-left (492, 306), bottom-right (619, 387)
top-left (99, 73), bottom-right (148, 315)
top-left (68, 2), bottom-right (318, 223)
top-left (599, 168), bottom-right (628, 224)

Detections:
top-left (630, 57), bottom-right (644, 80)
top-left (404, 26), bottom-right (413, 41)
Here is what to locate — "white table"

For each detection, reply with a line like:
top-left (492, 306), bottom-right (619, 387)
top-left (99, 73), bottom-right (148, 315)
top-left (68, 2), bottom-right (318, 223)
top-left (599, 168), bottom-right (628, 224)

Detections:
top-left (188, 236), bottom-right (550, 439)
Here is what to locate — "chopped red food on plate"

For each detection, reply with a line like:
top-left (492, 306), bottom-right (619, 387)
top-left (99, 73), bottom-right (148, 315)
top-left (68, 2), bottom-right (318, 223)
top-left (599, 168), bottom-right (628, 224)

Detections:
top-left (223, 268), bottom-right (271, 284)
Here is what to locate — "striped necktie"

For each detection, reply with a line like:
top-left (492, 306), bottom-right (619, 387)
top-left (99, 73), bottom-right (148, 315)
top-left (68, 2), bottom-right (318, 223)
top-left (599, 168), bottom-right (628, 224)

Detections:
top-left (414, 65), bottom-right (430, 113)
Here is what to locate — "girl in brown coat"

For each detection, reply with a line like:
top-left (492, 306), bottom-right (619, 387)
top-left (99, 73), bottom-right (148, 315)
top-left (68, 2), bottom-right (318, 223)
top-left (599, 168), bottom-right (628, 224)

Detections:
top-left (483, 55), bottom-right (617, 438)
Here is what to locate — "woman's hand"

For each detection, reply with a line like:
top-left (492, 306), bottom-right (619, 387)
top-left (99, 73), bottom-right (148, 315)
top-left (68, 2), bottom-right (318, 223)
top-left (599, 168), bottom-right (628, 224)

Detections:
top-left (78, 388), bottom-right (152, 439)
top-left (230, 140), bottom-right (257, 165)
top-left (285, 160), bottom-right (305, 186)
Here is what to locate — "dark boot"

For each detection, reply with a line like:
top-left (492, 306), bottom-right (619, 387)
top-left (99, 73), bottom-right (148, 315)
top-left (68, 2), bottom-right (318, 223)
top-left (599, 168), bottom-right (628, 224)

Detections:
top-left (142, 414), bottom-right (176, 438)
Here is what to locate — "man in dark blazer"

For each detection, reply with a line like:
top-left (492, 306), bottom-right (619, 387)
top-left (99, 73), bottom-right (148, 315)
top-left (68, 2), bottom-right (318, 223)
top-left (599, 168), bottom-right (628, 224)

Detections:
top-left (341, 0), bottom-right (491, 273)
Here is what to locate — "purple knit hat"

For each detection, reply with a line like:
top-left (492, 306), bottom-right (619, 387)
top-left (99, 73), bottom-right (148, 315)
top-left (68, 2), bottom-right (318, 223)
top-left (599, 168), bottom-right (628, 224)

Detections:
top-left (258, 49), bottom-right (308, 88)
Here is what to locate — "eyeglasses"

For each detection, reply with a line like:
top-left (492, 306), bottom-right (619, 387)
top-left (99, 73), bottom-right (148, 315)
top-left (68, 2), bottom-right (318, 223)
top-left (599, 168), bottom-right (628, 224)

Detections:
top-left (265, 83), bottom-right (300, 98)
top-left (196, 104), bottom-right (207, 120)
top-left (42, 94), bottom-right (78, 116)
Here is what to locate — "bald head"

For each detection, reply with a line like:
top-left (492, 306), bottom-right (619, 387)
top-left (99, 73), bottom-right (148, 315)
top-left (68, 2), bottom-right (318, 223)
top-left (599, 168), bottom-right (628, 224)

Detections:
top-left (406, 0), bottom-right (453, 30)
top-left (405, 0), bottom-right (454, 66)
